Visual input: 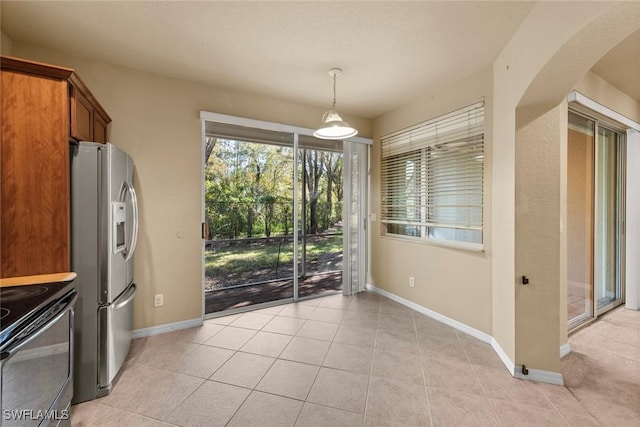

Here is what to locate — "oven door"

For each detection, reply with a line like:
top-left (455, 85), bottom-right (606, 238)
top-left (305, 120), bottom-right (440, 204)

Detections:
top-left (1, 292), bottom-right (77, 427)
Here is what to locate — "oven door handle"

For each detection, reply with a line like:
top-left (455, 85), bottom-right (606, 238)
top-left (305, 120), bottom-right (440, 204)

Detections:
top-left (2, 293), bottom-right (78, 359)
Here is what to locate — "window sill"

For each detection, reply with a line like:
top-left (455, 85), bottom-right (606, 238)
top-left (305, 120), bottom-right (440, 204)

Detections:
top-left (380, 234), bottom-right (484, 253)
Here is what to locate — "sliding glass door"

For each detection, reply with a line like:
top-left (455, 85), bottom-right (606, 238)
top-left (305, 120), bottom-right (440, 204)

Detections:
top-left (297, 137), bottom-right (345, 299)
top-left (567, 110), bottom-right (626, 330)
top-left (202, 117), bottom-right (369, 316)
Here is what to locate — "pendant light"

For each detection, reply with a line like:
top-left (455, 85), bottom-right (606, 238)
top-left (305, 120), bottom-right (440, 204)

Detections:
top-left (313, 68), bottom-right (358, 140)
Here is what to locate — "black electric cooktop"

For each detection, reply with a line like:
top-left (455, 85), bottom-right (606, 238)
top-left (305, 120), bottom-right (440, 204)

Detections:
top-left (0, 281), bottom-right (75, 349)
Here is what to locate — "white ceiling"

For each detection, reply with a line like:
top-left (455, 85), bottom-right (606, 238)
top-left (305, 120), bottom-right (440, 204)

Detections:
top-left (1, 1), bottom-right (637, 119)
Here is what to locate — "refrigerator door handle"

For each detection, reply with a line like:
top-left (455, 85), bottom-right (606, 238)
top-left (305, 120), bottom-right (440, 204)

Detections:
top-left (112, 284), bottom-right (136, 311)
top-left (122, 180), bottom-right (139, 262)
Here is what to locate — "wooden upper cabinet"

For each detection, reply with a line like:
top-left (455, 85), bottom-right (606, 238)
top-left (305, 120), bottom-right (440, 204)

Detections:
top-left (0, 56), bottom-right (111, 278)
top-left (1, 67), bottom-right (70, 277)
top-left (70, 85), bottom-right (93, 141)
top-left (69, 74), bottom-right (112, 143)
top-left (93, 111), bottom-right (109, 144)
top-left (1, 56), bottom-right (112, 144)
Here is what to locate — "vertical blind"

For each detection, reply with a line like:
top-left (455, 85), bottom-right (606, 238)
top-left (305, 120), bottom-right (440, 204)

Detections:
top-left (381, 102), bottom-right (484, 243)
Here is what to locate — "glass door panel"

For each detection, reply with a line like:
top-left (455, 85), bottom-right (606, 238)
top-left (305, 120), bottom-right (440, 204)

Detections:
top-left (594, 126), bottom-right (624, 313)
top-left (297, 141), bottom-right (344, 299)
top-left (204, 135), bottom-right (296, 314)
top-left (567, 112), bottom-right (595, 327)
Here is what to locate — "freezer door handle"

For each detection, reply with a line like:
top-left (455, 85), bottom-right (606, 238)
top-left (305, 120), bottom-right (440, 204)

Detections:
top-left (122, 180), bottom-right (139, 262)
top-left (113, 284), bottom-right (136, 311)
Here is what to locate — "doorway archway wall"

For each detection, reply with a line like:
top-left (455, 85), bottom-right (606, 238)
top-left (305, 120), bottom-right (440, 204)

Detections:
top-left (490, 1), bottom-right (640, 382)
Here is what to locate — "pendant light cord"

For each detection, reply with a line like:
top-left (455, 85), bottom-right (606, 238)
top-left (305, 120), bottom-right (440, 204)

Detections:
top-left (332, 72), bottom-right (337, 111)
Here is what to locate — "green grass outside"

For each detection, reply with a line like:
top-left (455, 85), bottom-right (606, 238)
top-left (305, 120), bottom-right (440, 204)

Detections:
top-left (205, 233), bottom-right (342, 278)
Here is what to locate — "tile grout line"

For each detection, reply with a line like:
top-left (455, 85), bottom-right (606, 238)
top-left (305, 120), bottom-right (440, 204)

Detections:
top-left (454, 331), bottom-right (504, 427)
top-left (266, 299), bottom-right (341, 420)
top-left (161, 375), bottom-right (209, 424)
top-left (457, 329), bottom-right (594, 425)
top-left (222, 382), bottom-right (259, 427)
top-left (557, 356), bottom-right (606, 426)
top-left (361, 299), bottom-right (382, 427)
top-left (177, 329), bottom-right (248, 426)
top-left (537, 387), bottom-right (584, 427)
top-left (281, 302), bottom-right (364, 425)
top-left (82, 400), bottom-right (181, 426)
top-left (223, 310), bottom-right (286, 426)
top-left (124, 298), bottom-right (424, 424)
top-left (205, 315), bottom-right (271, 426)
top-left (153, 311), bottom-right (380, 425)
top-left (123, 338), bottom-right (212, 424)
top-left (415, 311), bottom-right (435, 427)
top-left (290, 297), bottom-right (351, 426)
top-left (112, 335), bottom-right (228, 424)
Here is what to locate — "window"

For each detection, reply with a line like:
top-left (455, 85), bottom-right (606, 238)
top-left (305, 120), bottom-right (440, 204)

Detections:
top-left (381, 102), bottom-right (484, 245)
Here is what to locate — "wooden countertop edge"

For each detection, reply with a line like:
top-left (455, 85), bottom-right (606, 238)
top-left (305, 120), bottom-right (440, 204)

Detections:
top-left (0, 272), bottom-right (77, 287)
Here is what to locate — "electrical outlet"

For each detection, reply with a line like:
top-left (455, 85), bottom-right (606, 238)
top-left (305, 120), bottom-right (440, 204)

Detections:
top-left (154, 294), bottom-right (164, 307)
top-left (409, 277), bottom-right (415, 287)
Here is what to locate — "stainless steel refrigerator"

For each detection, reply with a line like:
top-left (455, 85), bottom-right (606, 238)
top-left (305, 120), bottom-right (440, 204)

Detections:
top-left (70, 141), bottom-right (138, 403)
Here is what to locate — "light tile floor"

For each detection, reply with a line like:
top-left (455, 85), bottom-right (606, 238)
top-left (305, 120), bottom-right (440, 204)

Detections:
top-left (71, 292), bottom-right (640, 426)
top-left (567, 280), bottom-right (588, 321)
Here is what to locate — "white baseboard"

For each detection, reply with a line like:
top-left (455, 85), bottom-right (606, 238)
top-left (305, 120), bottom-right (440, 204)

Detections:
top-left (560, 343), bottom-right (571, 358)
top-left (367, 283), bottom-right (565, 385)
top-left (491, 338), bottom-right (564, 384)
top-left (515, 366), bottom-right (565, 385)
top-left (132, 318), bottom-right (203, 339)
top-left (366, 283), bottom-right (492, 343)
top-left (490, 338), bottom-right (515, 373)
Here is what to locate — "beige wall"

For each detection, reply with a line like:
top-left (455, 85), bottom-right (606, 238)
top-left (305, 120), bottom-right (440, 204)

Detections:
top-left (370, 69), bottom-right (493, 334)
top-left (12, 42), bottom-right (370, 330)
top-left (515, 103), bottom-right (566, 373)
top-left (1, 31), bottom-right (13, 54)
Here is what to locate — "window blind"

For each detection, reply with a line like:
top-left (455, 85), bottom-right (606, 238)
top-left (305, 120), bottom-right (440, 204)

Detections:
top-left (381, 102), bottom-right (484, 243)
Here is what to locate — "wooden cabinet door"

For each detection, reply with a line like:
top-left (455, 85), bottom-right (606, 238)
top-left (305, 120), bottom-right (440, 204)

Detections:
top-left (93, 112), bottom-right (108, 143)
top-left (1, 70), bottom-right (70, 277)
top-left (68, 75), bottom-right (111, 143)
top-left (70, 86), bottom-right (93, 141)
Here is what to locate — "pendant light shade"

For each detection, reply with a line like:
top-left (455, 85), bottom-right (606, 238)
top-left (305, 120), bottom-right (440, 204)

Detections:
top-left (314, 68), bottom-right (358, 140)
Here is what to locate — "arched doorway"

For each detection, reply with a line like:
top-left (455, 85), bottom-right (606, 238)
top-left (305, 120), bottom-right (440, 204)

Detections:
top-left (491, 1), bottom-right (640, 381)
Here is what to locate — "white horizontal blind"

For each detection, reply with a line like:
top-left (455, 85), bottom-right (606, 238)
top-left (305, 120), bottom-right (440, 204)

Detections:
top-left (381, 102), bottom-right (484, 243)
